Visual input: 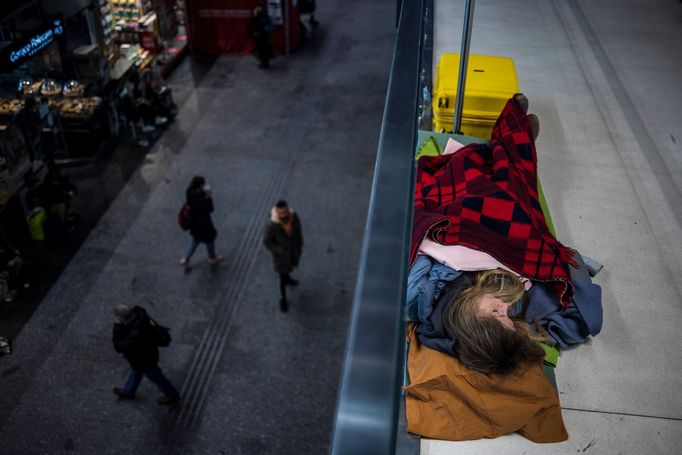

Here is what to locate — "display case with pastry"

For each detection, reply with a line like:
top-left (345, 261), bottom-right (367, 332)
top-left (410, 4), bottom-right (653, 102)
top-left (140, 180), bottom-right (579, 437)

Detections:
top-left (22, 79), bottom-right (43, 96)
top-left (63, 80), bottom-right (86, 97)
top-left (56, 97), bottom-right (103, 120)
top-left (0, 99), bottom-right (23, 116)
top-left (40, 79), bottom-right (62, 97)
top-left (18, 79), bottom-right (33, 94)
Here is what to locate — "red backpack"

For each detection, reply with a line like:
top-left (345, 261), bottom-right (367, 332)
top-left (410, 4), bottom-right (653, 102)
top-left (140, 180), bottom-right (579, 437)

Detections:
top-left (178, 203), bottom-right (191, 230)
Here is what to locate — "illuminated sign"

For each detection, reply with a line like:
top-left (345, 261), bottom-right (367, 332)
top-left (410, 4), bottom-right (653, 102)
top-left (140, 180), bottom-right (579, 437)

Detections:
top-left (1, 20), bottom-right (64, 73)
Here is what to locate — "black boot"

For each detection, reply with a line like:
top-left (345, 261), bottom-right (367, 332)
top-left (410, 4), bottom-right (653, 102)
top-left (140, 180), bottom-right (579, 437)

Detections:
top-left (112, 387), bottom-right (134, 400)
top-left (513, 93), bottom-right (529, 113)
top-left (279, 298), bottom-right (289, 313)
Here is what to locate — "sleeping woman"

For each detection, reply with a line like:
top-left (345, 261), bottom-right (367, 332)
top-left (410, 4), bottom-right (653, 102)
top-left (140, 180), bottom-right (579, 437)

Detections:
top-left (404, 268), bottom-right (573, 443)
top-left (404, 94), bottom-right (603, 442)
top-left (443, 268), bottom-right (545, 375)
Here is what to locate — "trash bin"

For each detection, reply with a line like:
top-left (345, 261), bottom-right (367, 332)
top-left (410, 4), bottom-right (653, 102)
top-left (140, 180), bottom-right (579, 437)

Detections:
top-left (432, 54), bottom-right (520, 138)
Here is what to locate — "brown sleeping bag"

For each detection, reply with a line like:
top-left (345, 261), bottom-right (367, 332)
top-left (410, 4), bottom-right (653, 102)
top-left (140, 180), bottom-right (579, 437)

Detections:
top-left (404, 324), bottom-right (568, 443)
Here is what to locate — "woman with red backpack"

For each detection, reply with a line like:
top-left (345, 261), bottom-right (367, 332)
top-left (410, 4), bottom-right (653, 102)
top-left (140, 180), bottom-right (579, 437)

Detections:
top-left (179, 176), bottom-right (224, 270)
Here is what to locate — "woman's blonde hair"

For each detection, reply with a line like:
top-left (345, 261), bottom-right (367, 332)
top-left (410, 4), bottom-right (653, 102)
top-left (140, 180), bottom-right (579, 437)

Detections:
top-left (445, 269), bottom-right (545, 375)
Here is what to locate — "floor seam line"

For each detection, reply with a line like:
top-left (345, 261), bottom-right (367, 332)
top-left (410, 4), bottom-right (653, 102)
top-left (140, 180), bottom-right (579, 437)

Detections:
top-left (562, 406), bottom-right (682, 422)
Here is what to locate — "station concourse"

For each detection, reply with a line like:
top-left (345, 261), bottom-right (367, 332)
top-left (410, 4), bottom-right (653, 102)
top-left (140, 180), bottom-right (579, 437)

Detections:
top-left (0, 0), bottom-right (681, 454)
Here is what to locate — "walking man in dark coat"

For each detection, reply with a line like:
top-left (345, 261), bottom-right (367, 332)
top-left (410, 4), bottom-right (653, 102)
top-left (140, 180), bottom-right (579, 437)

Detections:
top-left (112, 305), bottom-right (180, 405)
top-left (248, 6), bottom-right (273, 69)
top-left (263, 200), bottom-right (303, 312)
top-left (180, 176), bottom-right (224, 269)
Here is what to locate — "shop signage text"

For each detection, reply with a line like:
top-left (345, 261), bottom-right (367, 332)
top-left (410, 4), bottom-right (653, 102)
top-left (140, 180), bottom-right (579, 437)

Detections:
top-left (1, 20), bottom-right (64, 73)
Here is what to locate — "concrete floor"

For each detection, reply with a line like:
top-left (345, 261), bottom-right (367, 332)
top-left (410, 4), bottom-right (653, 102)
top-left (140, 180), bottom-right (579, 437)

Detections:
top-left (0, 0), bottom-right (395, 453)
top-left (425, 0), bottom-right (682, 453)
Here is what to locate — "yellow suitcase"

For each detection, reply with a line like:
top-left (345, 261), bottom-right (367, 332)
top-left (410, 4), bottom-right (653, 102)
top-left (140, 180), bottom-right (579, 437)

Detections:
top-left (432, 54), bottom-right (520, 138)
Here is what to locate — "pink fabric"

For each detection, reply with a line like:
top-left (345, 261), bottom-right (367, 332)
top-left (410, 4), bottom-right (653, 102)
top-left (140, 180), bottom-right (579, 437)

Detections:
top-left (419, 239), bottom-right (532, 290)
top-left (443, 138), bottom-right (465, 155)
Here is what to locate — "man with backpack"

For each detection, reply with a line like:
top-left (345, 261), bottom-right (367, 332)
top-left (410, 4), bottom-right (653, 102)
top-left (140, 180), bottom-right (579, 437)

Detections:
top-left (112, 305), bottom-right (180, 405)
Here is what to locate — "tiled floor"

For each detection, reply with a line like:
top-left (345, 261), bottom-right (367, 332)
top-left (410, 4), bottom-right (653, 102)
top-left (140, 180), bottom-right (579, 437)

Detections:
top-left (0, 1), bottom-right (396, 453)
top-left (425, 0), bottom-right (682, 453)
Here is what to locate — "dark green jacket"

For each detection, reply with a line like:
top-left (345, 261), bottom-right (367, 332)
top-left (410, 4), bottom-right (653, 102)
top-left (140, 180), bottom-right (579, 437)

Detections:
top-left (263, 211), bottom-right (303, 274)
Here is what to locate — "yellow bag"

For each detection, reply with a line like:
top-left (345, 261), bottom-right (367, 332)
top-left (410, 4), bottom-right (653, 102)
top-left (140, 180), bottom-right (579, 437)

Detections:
top-left (26, 207), bottom-right (47, 241)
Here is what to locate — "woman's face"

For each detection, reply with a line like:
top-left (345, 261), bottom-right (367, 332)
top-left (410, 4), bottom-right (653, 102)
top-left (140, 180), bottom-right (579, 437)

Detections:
top-left (477, 294), bottom-right (515, 330)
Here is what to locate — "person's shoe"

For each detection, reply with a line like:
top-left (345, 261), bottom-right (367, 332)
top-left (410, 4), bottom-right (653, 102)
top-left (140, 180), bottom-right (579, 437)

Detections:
top-left (180, 257), bottom-right (191, 270)
top-left (209, 255), bottom-right (224, 266)
top-left (154, 116), bottom-right (169, 126)
top-left (157, 395), bottom-right (180, 405)
top-left (113, 387), bottom-right (134, 400)
top-left (513, 93), bottom-right (529, 113)
top-left (286, 277), bottom-right (299, 287)
top-left (279, 298), bottom-right (289, 313)
top-left (528, 113), bottom-right (540, 141)
top-left (141, 124), bottom-right (156, 133)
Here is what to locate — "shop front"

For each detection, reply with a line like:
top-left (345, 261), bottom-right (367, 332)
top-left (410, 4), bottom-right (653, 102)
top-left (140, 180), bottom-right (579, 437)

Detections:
top-left (0, 12), bottom-right (109, 162)
top-left (186, 0), bottom-right (300, 56)
top-left (0, 0), bottom-right (190, 163)
top-left (0, 6), bottom-right (81, 248)
top-left (103, 0), bottom-right (189, 79)
top-left (0, 0), bottom-right (189, 247)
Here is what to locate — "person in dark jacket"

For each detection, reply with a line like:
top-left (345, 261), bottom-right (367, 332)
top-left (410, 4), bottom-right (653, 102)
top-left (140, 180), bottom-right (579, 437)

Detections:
top-left (112, 305), bottom-right (180, 404)
top-left (180, 176), bottom-right (224, 269)
top-left (249, 6), bottom-right (273, 69)
top-left (14, 97), bottom-right (41, 160)
top-left (299, 0), bottom-right (319, 30)
top-left (38, 161), bottom-right (78, 224)
top-left (263, 200), bottom-right (303, 312)
top-left (0, 229), bottom-right (30, 302)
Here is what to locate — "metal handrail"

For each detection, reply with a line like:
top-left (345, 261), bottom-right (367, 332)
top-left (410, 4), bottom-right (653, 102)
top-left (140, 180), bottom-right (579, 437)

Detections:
top-left (453, 0), bottom-right (475, 134)
top-left (330, 0), bottom-right (426, 453)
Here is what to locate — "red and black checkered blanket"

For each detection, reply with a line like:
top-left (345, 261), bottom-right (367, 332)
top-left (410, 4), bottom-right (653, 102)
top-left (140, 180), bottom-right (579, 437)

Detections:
top-left (411, 98), bottom-right (576, 307)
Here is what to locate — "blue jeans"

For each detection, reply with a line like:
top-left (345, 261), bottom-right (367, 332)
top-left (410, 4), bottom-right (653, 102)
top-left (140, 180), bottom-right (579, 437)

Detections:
top-left (185, 238), bottom-right (216, 260)
top-left (123, 365), bottom-right (180, 398)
